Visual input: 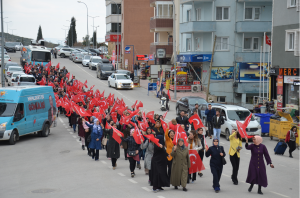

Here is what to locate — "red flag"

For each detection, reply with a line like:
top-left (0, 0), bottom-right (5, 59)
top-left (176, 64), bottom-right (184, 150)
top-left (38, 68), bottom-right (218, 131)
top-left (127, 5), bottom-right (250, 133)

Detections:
top-left (110, 112), bottom-right (117, 123)
top-left (56, 98), bottom-right (62, 107)
top-left (66, 72), bottom-right (70, 80)
top-left (172, 124), bottom-right (188, 146)
top-left (60, 79), bottom-right (64, 89)
top-left (146, 111), bottom-right (156, 124)
top-left (73, 104), bottom-right (92, 117)
top-left (133, 126), bottom-right (144, 144)
top-left (83, 80), bottom-right (88, 88)
top-left (243, 113), bottom-right (252, 129)
top-left (266, 35), bottom-right (271, 46)
top-left (90, 85), bottom-right (95, 90)
top-left (129, 109), bottom-right (140, 118)
top-left (138, 120), bottom-right (147, 131)
top-left (144, 134), bottom-right (160, 147)
top-left (107, 94), bottom-right (114, 106)
top-left (120, 116), bottom-right (131, 125)
top-left (105, 122), bottom-right (112, 129)
top-left (55, 63), bottom-right (60, 70)
top-left (189, 150), bottom-right (205, 174)
top-left (48, 81), bottom-right (55, 88)
top-left (167, 89), bottom-right (171, 100)
top-left (160, 118), bottom-right (168, 132)
top-left (112, 127), bottom-right (123, 144)
top-left (131, 100), bottom-right (138, 109)
top-left (37, 77), bottom-right (46, 85)
top-left (188, 114), bottom-right (204, 130)
top-left (94, 89), bottom-right (101, 98)
top-left (236, 120), bottom-right (254, 139)
top-left (136, 101), bottom-right (143, 109)
top-left (98, 100), bottom-right (108, 110)
top-left (163, 111), bottom-right (168, 119)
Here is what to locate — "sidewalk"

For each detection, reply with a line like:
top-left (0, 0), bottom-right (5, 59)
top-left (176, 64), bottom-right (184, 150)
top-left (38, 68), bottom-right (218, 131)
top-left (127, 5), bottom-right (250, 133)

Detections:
top-left (139, 79), bottom-right (207, 102)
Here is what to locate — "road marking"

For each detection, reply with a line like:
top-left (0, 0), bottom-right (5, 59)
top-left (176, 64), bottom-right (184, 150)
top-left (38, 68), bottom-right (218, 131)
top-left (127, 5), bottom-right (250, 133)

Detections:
top-left (69, 132), bottom-right (73, 134)
top-left (141, 187), bottom-right (151, 192)
top-left (157, 196), bottom-right (165, 198)
top-left (270, 191), bottom-right (290, 198)
top-left (128, 179), bottom-right (137, 183)
top-left (279, 164), bottom-right (287, 167)
top-left (101, 160), bottom-right (107, 164)
top-left (222, 174), bottom-right (230, 177)
top-left (67, 129), bottom-right (71, 131)
top-left (59, 117), bottom-right (64, 123)
top-left (72, 135), bottom-right (77, 138)
top-left (118, 173), bottom-right (125, 176)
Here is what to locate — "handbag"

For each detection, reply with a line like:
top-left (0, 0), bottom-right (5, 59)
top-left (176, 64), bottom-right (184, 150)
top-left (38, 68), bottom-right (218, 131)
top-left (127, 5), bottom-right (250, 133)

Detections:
top-left (87, 135), bottom-right (91, 143)
top-left (220, 147), bottom-right (226, 165)
top-left (102, 137), bottom-right (108, 146)
top-left (128, 150), bottom-right (137, 157)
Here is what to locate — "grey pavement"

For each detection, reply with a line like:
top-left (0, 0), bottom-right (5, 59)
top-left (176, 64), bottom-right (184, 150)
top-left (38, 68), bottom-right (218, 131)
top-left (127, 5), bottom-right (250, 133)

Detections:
top-left (0, 51), bottom-right (298, 198)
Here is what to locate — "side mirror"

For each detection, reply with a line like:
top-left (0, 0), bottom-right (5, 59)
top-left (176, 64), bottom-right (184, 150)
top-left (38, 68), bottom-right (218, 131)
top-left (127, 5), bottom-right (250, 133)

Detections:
top-left (223, 116), bottom-right (226, 120)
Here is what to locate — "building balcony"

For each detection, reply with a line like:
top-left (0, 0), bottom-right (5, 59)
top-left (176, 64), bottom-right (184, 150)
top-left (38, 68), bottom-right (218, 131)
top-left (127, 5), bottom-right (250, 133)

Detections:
top-left (181, 0), bottom-right (213, 4)
top-left (150, 17), bottom-right (173, 32)
top-left (150, 42), bottom-right (173, 57)
top-left (237, 0), bottom-right (271, 2)
top-left (180, 21), bottom-right (216, 33)
top-left (235, 52), bottom-right (269, 63)
top-left (150, 0), bottom-right (172, 7)
top-left (236, 21), bottom-right (272, 33)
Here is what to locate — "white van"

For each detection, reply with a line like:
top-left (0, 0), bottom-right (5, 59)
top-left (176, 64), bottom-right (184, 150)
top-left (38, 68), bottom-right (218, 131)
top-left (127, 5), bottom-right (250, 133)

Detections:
top-left (14, 74), bottom-right (36, 86)
top-left (211, 104), bottom-right (261, 140)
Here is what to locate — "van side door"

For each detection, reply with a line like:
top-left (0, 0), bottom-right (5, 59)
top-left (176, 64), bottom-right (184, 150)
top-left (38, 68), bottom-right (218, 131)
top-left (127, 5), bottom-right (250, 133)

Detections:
top-left (13, 103), bottom-right (27, 135)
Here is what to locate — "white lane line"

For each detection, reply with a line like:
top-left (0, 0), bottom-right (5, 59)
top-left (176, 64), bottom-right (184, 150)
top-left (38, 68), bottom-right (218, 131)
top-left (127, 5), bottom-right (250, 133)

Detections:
top-left (118, 173), bottom-right (125, 176)
top-left (59, 117), bottom-right (64, 123)
top-left (101, 160), bottom-right (107, 164)
top-left (157, 196), bottom-right (165, 198)
top-left (72, 135), bottom-right (77, 138)
top-left (69, 132), bottom-right (73, 134)
top-left (279, 164), bottom-right (287, 167)
top-left (270, 191), bottom-right (290, 198)
top-left (128, 179), bottom-right (137, 183)
top-left (141, 187), bottom-right (151, 192)
top-left (67, 129), bottom-right (71, 131)
top-left (222, 174), bottom-right (230, 177)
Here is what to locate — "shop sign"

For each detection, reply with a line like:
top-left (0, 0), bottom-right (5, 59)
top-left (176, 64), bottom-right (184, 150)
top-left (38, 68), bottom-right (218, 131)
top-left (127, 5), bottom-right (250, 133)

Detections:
top-left (277, 75), bottom-right (283, 111)
top-left (148, 54), bottom-right (154, 61)
top-left (284, 76), bottom-right (300, 84)
top-left (105, 35), bottom-right (121, 42)
top-left (136, 55), bottom-right (148, 61)
top-left (294, 80), bottom-right (300, 86)
top-left (125, 46), bottom-right (131, 54)
top-left (156, 49), bottom-right (166, 58)
top-left (279, 68), bottom-right (299, 76)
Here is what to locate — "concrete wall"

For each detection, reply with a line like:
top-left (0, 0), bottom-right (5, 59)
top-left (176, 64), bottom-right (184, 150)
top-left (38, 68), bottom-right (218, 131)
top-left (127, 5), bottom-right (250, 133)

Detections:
top-left (273, 0), bottom-right (299, 26)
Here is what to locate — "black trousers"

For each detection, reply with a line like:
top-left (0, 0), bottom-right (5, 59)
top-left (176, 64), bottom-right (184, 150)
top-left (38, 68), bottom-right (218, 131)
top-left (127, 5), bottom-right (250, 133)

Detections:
top-left (91, 149), bottom-right (99, 160)
top-left (188, 172), bottom-right (196, 182)
top-left (128, 157), bottom-right (136, 172)
top-left (54, 53), bottom-right (57, 59)
top-left (287, 140), bottom-right (296, 155)
top-left (84, 132), bottom-right (91, 155)
top-left (111, 158), bottom-right (117, 167)
top-left (167, 159), bottom-right (173, 180)
top-left (211, 166), bottom-right (222, 188)
top-left (229, 153), bottom-right (240, 183)
top-left (207, 121), bottom-right (213, 137)
top-left (124, 149), bottom-right (128, 159)
top-left (198, 150), bottom-right (204, 161)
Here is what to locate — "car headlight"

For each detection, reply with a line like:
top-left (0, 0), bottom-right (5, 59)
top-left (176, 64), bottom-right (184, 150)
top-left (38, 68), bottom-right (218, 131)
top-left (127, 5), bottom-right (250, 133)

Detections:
top-left (0, 122), bottom-right (7, 131)
top-left (258, 125), bottom-right (261, 129)
top-left (118, 82), bottom-right (122, 85)
top-left (102, 71), bottom-right (106, 74)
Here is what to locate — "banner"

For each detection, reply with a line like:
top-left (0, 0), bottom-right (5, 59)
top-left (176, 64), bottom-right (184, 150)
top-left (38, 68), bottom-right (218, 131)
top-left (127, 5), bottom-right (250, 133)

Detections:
top-left (210, 66), bottom-right (234, 81)
top-left (277, 75), bottom-right (283, 111)
top-left (236, 62), bottom-right (269, 82)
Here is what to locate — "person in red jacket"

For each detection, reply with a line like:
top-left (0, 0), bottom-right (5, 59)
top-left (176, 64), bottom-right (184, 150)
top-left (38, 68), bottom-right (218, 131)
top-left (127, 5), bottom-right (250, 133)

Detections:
top-left (285, 126), bottom-right (298, 158)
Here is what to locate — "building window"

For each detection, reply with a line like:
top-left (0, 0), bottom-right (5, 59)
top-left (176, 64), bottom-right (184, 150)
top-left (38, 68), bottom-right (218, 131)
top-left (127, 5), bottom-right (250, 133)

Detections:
top-left (196, 37), bottom-right (201, 50)
top-left (217, 96), bottom-right (226, 102)
top-left (156, 3), bottom-right (173, 18)
top-left (216, 7), bottom-right (230, 21)
top-left (286, 31), bottom-right (295, 51)
top-left (288, 0), bottom-right (296, 8)
top-left (111, 4), bottom-right (121, 14)
top-left (187, 9), bottom-right (192, 21)
top-left (155, 33), bottom-right (159, 43)
top-left (215, 37), bottom-right (229, 51)
top-left (245, 7), bottom-right (260, 20)
top-left (196, 8), bottom-right (201, 21)
top-left (186, 38), bottom-right (191, 51)
top-left (244, 37), bottom-right (259, 51)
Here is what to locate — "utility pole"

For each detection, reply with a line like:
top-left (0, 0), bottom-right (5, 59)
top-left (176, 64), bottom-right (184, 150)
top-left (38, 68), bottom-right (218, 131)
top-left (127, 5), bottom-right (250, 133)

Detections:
top-left (173, 0), bottom-right (177, 99)
top-left (206, 35), bottom-right (217, 102)
top-left (1, 0), bottom-right (4, 87)
top-left (89, 16), bottom-right (99, 49)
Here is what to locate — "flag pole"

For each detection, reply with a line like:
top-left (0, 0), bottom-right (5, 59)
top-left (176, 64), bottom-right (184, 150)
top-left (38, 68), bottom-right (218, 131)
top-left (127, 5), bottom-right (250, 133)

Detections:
top-left (259, 46), bottom-right (262, 103)
top-left (263, 32), bottom-right (266, 104)
top-left (267, 45), bottom-right (270, 102)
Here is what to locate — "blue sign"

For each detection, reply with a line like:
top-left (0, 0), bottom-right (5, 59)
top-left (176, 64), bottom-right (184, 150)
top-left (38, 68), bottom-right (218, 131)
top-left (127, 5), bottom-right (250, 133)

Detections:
top-left (177, 54), bottom-right (212, 63)
top-left (125, 46), bottom-right (131, 54)
top-left (148, 83), bottom-right (157, 96)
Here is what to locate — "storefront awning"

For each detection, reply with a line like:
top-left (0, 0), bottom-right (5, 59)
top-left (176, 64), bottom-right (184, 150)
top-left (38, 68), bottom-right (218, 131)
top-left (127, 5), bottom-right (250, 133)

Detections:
top-left (177, 54), bottom-right (212, 63)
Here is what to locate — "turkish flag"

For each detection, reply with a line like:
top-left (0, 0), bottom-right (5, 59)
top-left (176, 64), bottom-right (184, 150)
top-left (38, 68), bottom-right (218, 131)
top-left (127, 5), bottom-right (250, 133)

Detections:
top-left (117, 106), bottom-right (126, 115)
top-left (37, 77), bottom-right (46, 85)
top-left (136, 101), bottom-right (143, 109)
top-left (172, 124), bottom-right (188, 146)
top-left (98, 100), bottom-right (108, 110)
top-left (105, 122), bottom-right (112, 129)
top-left (163, 111), bottom-right (168, 119)
top-left (188, 114), bottom-right (204, 130)
top-left (112, 127), bottom-right (123, 144)
top-left (129, 109), bottom-right (140, 118)
top-left (266, 35), bottom-right (271, 46)
top-left (133, 126), bottom-right (144, 144)
top-left (83, 80), bottom-right (88, 88)
top-left (144, 134), bottom-right (160, 147)
top-left (73, 104), bottom-right (92, 117)
top-left (56, 98), bottom-right (62, 107)
top-left (189, 150), bottom-right (205, 174)
top-left (236, 120), bottom-right (254, 139)
top-left (167, 89), bottom-right (171, 100)
top-left (110, 112), bottom-right (117, 123)
top-left (90, 85), bottom-right (95, 90)
top-left (66, 72), bottom-right (70, 80)
top-left (138, 120), bottom-right (147, 131)
top-left (48, 81), bottom-right (55, 88)
top-left (120, 116), bottom-right (131, 125)
top-left (55, 63), bottom-right (60, 70)
top-left (131, 100), bottom-right (138, 109)
top-left (146, 111), bottom-right (156, 124)
top-left (94, 89), bottom-right (101, 98)
top-left (160, 118), bottom-right (168, 132)
top-left (244, 113), bottom-right (252, 128)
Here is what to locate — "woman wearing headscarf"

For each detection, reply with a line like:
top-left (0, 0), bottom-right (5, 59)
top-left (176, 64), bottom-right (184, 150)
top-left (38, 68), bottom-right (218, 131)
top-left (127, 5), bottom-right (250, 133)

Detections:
top-left (78, 117), bottom-right (85, 150)
top-left (245, 136), bottom-right (274, 195)
top-left (285, 126), bottom-right (298, 158)
top-left (197, 127), bottom-right (206, 177)
top-left (150, 135), bottom-right (170, 193)
top-left (170, 138), bottom-right (191, 192)
top-left (84, 118), bottom-right (103, 161)
top-left (83, 116), bottom-right (94, 156)
top-left (205, 138), bottom-right (226, 193)
top-left (165, 128), bottom-right (175, 180)
top-left (140, 128), bottom-right (155, 178)
top-left (121, 123), bottom-right (133, 160)
top-left (229, 129), bottom-right (242, 185)
top-left (104, 121), bottom-right (120, 170)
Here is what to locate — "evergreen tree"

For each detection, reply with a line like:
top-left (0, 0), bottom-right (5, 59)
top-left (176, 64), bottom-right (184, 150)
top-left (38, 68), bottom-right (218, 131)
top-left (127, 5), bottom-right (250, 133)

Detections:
top-left (67, 17), bottom-right (77, 47)
top-left (82, 35), bottom-right (89, 46)
top-left (37, 25), bottom-right (43, 41)
top-left (93, 31), bottom-right (97, 47)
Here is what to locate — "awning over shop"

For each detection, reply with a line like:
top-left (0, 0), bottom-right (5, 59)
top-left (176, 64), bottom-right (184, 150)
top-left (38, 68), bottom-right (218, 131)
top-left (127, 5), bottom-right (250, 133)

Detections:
top-left (177, 54), bottom-right (212, 63)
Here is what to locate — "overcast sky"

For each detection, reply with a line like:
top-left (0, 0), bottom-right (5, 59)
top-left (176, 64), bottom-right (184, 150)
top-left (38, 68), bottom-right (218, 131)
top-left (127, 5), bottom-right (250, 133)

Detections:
top-left (4, 0), bottom-right (107, 44)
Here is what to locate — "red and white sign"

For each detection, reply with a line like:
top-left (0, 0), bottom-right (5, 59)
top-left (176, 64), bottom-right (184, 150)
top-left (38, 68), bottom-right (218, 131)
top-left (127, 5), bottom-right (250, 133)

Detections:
top-left (169, 85), bottom-right (191, 91)
top-left (193, 81), bottom-right (200, 85)
top-left (105, 35), bottom-right (121, 42)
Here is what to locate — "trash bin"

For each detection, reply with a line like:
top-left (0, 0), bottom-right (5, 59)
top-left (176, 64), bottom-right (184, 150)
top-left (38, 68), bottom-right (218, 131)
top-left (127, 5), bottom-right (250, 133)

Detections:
top-left (260, 106), bottom-right (267, 113)
top-left (270, 112), bottom-right (294, 141)
top-left (254, 113), bottom-right (273, 135)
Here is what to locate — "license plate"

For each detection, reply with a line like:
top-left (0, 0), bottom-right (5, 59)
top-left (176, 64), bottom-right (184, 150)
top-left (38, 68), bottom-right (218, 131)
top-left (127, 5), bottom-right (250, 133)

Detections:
top-left (248, 132), bottom-right (254, 135)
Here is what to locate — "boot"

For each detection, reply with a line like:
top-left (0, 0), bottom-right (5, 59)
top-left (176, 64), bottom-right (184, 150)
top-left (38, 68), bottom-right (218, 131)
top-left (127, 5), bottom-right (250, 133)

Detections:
top-left (289, 153), bottom-right (293, 158)
top-left (248, 184), bottom-right (254, 192)
top-left (82, 145), bottom-right (85, 150)
top-left (258, 185), bottom-right (263, 195)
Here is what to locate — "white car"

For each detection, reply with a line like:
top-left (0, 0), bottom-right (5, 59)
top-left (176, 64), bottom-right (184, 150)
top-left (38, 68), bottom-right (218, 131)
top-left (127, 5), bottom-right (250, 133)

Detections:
top-left (58, 48), bottom-right (74, 58)
top-left (7, 71), bottom-right (25, 86)
top-left (14, 74), bottom-right (36, 86)
top-left (108, 73), bottom-right (134, 90)
top-left (89, 56), bottom-right (102, 70)
top-left (5, 66), bottom-right (23, 81)
top-left (82, 55), bottom-right (91, 67)
top-left (0, 55), bottom-right (11, 66)
top-left (211, 104), bottom-right (261, 140)
top-left (15, 42), bottom-right (23, 51)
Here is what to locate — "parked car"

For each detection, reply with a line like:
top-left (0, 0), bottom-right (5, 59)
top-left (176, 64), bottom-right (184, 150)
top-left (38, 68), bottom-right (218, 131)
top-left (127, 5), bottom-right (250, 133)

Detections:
top-left (0, 54), bottom-right (11, 66)
top-left (0, 48), bottom-right (8, 54)
top-left (14, 74), bottom-right (36, 86)
top-left (176, 96), bottom-right (207, 116)
top-left (89, 48), bottom-right (101, 56)
top-left (69, 51), bottom-right (80, 60)
top-left (4, 42), bottom-right (17, 52)
top-left (89, 56), bottom-right (102, 70)
top-left (115, 69), bottom-right (131, 76)
top-left (96, 59), bottom-right (114, 80)
top-left (14, 42), bottom-right (23, 51)
top-left (58, 48), bottom-right (73, 58)
top-left (209, 104), bottom-right (261, 140)
top-left (5, 66), bottom-right (23, 81)
top-left (5, 62), bottom-right (20, 71)
top-left (54, 45), bottom-right (70, 50)
top-left (7, 71), bottom-right (25, 86)
top-left (82, 55), bottom-right (91, 67)
top-left (108, 73), bottom-right (134, 90)
top-left (198, 103), bottom-right (222, 125)
top-left (86, 49), bottom-right (97, 56)
top-left (73, 53), bottom-right (83, 63)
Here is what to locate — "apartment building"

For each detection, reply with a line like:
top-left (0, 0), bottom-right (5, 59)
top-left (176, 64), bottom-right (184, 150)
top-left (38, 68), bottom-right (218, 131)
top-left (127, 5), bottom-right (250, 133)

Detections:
top-left (179, 0), bottom-right (272, 108)
top-left (271, 0), bottom-right (299, 109)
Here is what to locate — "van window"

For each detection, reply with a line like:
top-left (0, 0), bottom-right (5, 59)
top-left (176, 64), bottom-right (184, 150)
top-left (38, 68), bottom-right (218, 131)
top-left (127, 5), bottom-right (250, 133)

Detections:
top-left (20, 77), bottom-right (35, 82)
top-left (14, 103), bottom-right (24, 122)
top-left (227, 110), bottom-right (253, 121)
top-left (0, 103), bottom-right (17, 117)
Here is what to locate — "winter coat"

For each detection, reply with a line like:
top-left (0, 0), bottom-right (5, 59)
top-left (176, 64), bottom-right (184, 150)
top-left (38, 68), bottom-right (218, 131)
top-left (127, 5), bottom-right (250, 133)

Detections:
top-left (104, 128), bottom-right (120, 159)
top-left (140, 139), bottom-right (154, 170)
top-left (170, 146), bottom-right (191, 188)
top-left (205, 108), bottom-right (216, 122)
top-left (86, 122), bottom-right (103, 150)
top-left (78, 119), bottom-right (85, 138)
top-left (71, 112), bottom-right (78, 125)
top-left (121, 125), bottom-right (131, 149)
top-left (205, 145), bottom-right (226, 169)
top-left (121, 136), bottom-right (140, 153)
top-left (165, 129), bottom-right (174, 161)
top-left (153, 127), bottom-right (164, 136)
top-left (212, 115), bottom-right (224, 129)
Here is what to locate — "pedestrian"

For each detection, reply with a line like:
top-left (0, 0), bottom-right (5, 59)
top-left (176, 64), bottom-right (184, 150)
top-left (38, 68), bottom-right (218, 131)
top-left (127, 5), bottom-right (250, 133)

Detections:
top-left (140, 128), bottom-right (155, 178)
top-left (119, 129), bottom-right (140, 177)
top-left (150, 135), bottom-right (170, 193)
top-left (245, 136), bottom-right (274, 195)
top-left (84, 118), bottom-right (103, 161)
top-left (165, 128), bottom-right (175, 180)
top-left (187, 130), bottom-right (202, 183)
top-left (70, 110), bottom-right (78, 132)
top-left (153, 120), bottom-right (164, 136)
top-left (205, 138), bottom-right (226, 193)
top-left (104, 122), bottom-right (120, 170)
top-left (121, 123), bottom-right (132, 160)
top-left (170, 138), bottom-right (191, 192)
top-left (176, 111), bottom-right (189, 132)
top-left (134, 63), bottom-right (138, 76)
top-left (83, 117), bottom-right (92, 156)
top-left (169, 119), bottom-right (177, 131)
top-left (205, 104), bottom-right (216, 139)
top-left (78, 117), bottom-right (86, 150)
top-left (191, 103), bottom-right (201, 118)
top-left (212, 110), bottom-right (224, 143)
top-left (54, 48), bottom-right (57, 59)
top-left (228, 129), bottom-right (242, 185)
top-left (197, 127), bottom-right (205, 177)
top-left (285, 126), bottom-right (298, 158)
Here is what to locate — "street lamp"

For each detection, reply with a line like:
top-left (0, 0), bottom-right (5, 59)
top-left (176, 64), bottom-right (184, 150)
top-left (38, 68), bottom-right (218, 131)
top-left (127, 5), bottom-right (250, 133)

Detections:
top-left (4, 21), bottom-right (11, 41)
top-left (10, 29), bottom-right (16, 35)
top-left (89, 16), bottom-right (99, 49)
top-left (78, 1), bottom-right (89, 49)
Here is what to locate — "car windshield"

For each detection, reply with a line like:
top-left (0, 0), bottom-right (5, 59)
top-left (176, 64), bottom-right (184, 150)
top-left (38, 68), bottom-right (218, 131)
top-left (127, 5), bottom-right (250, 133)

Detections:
top-left (227, 110), bottom-right (254, 121)
top-left (116, 75), bottom-right (130, 80)
top-left (13, 74), bottom-right (22, 77)
top-left (77, 54), bottom-right (83, 57)
top-left (4, 55), bottom-right (9, 58)
top-left (9, 68), bottom-right (23, 71)
top-left (92, 59), bottom-right (101, 63)
top-left (5, 43), bottom-right (16, 47)
top-left (6, 63), bottom-right (19, 69)
top-left (32, 51), bottom-right (51, 62)
top-left (102, 66), bottom-right (114, 71)
top-left (84, 56), bottom-right (90, 60)
top-left (0, 103), bottom-right (16, 117)
top-left (20, 77), bottom-right (35, 82)
top-left (188, 98), bottom-right (207, 106)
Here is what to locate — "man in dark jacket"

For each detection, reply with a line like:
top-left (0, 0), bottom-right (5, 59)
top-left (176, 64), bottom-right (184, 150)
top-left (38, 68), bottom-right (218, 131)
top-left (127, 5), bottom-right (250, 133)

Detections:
top-left (191, 103), bottom-right (201, 118)
top-left (205, 104), bottom-right (216, 139)
top-left (176, 111), bottom-right (189, 131)
top-left (212, 110), bottom-right (224, 144)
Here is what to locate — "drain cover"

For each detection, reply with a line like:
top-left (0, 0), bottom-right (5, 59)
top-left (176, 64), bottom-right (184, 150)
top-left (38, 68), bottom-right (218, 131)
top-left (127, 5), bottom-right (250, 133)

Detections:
top-left (59, 150), bottom-right (70, 154)
top-left (32, 189), bottom-right (56, 193)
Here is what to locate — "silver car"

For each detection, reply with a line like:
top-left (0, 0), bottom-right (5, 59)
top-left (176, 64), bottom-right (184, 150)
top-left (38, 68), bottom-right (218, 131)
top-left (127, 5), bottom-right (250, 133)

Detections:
top-left (5, 66), bottom-right (23, 81)
top-left (7, 71), bottom-right (25, 86)
top-left (73, 53), bottom-right (83, 63)
top-left (14, 74), bottom-right (36, 86)
top-left (82, 55), bottom-right (91, 67)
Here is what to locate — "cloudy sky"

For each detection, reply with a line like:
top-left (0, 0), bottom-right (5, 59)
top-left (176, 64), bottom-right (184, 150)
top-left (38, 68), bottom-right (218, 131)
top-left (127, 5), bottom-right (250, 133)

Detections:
top-left (5, 0), bottom-right (107, 44)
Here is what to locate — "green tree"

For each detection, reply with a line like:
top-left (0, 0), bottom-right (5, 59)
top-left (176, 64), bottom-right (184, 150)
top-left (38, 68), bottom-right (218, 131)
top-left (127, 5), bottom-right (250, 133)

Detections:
top-left (37, 25), bottom-right (43, 41)
top-left (67, 17), bottom-right (77, 47)
top-left (93, 31), bottom-right (97, 47)
top-left (82, 35), bottom-right (89, 46)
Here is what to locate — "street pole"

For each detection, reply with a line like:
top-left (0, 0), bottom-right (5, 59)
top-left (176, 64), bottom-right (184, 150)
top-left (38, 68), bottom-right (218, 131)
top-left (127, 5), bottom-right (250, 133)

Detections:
top-left (173, 0), bottom-right (177, 99)
top-left (1, 0), bottom-right (4, 87)
top-left (206, 35), bottom-right (217, 102)
top-left (89, 16), bottom-right (99, 49)
top-left (4, 21), bottom-right (11, 41)
top-left (61, 28), bottom-right (67, 44)
top-left (78, 1), bottom-right (89, 49)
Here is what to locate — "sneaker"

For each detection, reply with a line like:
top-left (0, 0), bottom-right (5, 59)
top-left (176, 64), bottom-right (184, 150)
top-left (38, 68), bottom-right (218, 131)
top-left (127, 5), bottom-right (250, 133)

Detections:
top-left (113, 167), bottom-right (116, 170)
top-left (159, 187), bottom-right (164, 190)
top-left (153, 189), bottom-right (159, 193)
top-left (174, 186), bottom-right (178, 190)
top-left (183, 187), bottom-right (187, 192)
top-left (191, 180), bottom-right (194, 184)
top-left (200, 173), bottom-right (203, 177)
top-left (131, 173), bottom-right (134, 178)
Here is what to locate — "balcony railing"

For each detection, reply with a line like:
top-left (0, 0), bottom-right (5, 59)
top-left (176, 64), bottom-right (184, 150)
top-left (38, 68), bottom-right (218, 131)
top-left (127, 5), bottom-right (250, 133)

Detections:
top-left (150, 42), bottom-right (173, 55)
top-left (150, 15), bottom-right (173, 20)
top-left (151, 42), bottom-right (173, 46)
top-left (150, 0), bottom-right (172, 7)
top-left (150, 17), bottom-right (173, 30)
top-left (236, 21), bottom-right (272, 33)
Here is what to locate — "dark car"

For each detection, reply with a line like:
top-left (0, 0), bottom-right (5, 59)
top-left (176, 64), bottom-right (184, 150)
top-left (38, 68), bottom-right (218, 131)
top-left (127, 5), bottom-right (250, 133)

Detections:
top-left (198, 103), bottom-right (222, 125)
top-left (96, 59), bottom-right (115, 80)
top-left (176, 96), bottom-right (207, 116)
top-left (89, 49), bottom-right (101, 56)
top-left (4, 42), bottom-right (16, 53)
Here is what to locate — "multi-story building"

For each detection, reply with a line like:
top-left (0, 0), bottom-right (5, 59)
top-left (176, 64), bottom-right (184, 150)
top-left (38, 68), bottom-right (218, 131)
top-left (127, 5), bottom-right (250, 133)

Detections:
top-left (271, 0), bottom-right (299, 109)
top-left (179, 0), bottom-right (272, 109)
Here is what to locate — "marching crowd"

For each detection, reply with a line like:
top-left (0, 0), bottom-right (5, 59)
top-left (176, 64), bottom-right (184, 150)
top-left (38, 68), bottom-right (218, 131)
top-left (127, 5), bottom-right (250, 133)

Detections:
top-left (24, 61), bottom-right (299, 195)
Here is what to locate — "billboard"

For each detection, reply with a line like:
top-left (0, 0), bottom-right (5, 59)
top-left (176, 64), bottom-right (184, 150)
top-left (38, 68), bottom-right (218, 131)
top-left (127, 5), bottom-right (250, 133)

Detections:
top-left (210, 66), bottom-right (234, 81)
top-left (236, 62), bottom-right (269, 82)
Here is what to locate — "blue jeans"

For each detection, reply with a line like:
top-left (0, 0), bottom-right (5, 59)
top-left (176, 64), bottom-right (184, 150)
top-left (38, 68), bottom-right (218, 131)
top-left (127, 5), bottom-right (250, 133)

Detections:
top-left (73, 124), bottom-right (76, 132)
top-left (134, 70), bottom-right (137, 76)
top-left (213, 128), bottom-right (221, 144)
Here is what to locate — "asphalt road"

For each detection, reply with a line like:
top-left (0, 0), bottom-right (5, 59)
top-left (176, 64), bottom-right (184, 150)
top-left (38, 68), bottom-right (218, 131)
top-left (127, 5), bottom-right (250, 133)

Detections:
top-left (0, 51), bottom-right (298, 198)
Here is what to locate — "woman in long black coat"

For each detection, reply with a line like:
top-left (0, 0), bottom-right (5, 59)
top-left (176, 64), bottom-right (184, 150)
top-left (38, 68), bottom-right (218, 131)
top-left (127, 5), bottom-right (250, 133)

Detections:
top-left (70, 110), bottom-right (78, 132)
top-left (104, 122), bottom-right (120, 169)
top-left (150, 135), bottom-right (170, 193)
